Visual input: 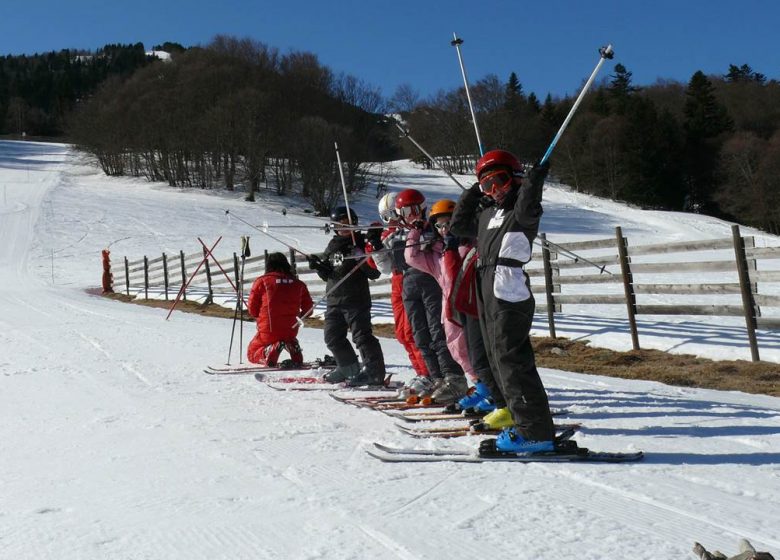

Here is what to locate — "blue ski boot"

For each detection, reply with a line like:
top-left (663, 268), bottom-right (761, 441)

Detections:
top-left (495, 427), bottom-right (554, 454)
top-left (448, 381), bottom-right (491, 412)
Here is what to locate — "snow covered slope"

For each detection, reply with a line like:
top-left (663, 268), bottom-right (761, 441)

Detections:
top-left (1, 141), bottom-right (778, 559)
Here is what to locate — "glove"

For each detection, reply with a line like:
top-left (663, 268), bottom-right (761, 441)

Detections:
top-left (411, 219), bottom-right (425, 230)
top-left (366, 223), bottom-right (383, 251)
top-left (308, 255), bottom-right (332, 274)
top-left (529, 159), bottom-right (551, 182)
top-left (443, 233), bottom-right (459, 251)
top-left (468, 182), bottom-right (484, 197)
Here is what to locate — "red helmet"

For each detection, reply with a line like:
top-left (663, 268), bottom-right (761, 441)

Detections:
top-left (395, 188), bottom-right (426, 225)
top-left (475, 149), bottom-right (523, 179)
top-left (395, 188), bottom-right (425, 209)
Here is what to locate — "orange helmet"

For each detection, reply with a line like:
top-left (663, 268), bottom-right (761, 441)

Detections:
top-left (429, 199), bottom-right (456, 220)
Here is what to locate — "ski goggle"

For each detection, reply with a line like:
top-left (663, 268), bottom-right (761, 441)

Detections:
top-left (434, 221), bottom-right (450, 231)
top-left (478, 169), bottom-right (513, 196)
top-left (397, 204), bottom-right (425, 220)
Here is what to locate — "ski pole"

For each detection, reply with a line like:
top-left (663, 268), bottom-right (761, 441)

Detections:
top-left (226, 210), bottom-right (311, 258)
top-left (334, 142), bottom-right (357, 245)
top-left (534, 237), bottom-right (612, 275)
top-left (227, 237), bottom-right (252, 364)
top-left (338, 239), bottom-right (431, 260)
top-left (451, 33), bottom-right (485, 156)
top-left (540, 44), bottom-right (614, 165)
top-left (387, 117), bottom-right (467, 191)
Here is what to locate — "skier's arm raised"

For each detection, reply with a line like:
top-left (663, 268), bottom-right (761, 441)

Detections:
top-left (450, 183), bottom-right (483, 239)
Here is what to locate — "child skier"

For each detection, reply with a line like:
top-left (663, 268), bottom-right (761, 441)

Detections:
top-left (404, 198), bottom-right (472, 404)
top-left (366, 193), bottom-right (430, 379)
top-left (307, 207), bottom-right (386, 386)
top-left (394, 189), bottom-right (464, 398)
top-left (450, 150), bottom-right (555, 453)
top-left (247, 252), bottom-right (313, 367)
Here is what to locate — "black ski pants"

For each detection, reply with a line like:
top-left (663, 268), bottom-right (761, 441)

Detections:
top-left (323, 303), bottom-right (385, 373)
top-left (463, 313), bottom-right (505, 407)
top-left (476, 267), bottom-right (555, 442)
top-left (402, 269), bottom-right (461, 379)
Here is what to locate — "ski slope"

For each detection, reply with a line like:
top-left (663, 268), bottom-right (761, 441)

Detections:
top-left (1, 140), bottom-right (778, 559)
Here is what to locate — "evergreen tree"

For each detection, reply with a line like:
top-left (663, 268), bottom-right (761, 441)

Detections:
top-left (725, 63), bottom-right (766, 84)
top-left (608, 63), bottom-right (636, 114)
top-left (683, 71), bottom-right (734, 212)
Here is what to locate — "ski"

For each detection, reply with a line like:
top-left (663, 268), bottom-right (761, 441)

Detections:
top-left (205, 361), bottom-right (316, 374)
top-left (367, 439), bottom-right (643, 464)
top-left (256, 373), bottom-right (404, 392)
top-left (386, 407), bottom-right (570, 423)
top-left (374, 427), bottom-right (579, 455)
top-left (396, 422), bottom-right (582, 439)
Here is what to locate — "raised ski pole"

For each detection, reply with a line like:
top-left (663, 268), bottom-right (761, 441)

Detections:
top-left (540, 44), bottom-right (614, 165)
top-left (388, 118), bottom-right (467, 191)
top-left (334, 141), bottom-right (357, 245)
top-left (451, 33), bottom-right (485, 156)
top-left (166, 237), bottom-right (222, 320)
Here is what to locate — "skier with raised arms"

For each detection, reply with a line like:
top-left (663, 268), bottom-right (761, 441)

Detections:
top-left (450, 150), bottom-right (555, 453)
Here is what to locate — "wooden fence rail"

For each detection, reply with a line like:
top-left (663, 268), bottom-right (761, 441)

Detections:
top-left (108, 225), bottom-right (780, 362)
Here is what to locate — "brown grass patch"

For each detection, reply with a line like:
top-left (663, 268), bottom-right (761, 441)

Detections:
top-left (98, 290), bottom-right (780, 397)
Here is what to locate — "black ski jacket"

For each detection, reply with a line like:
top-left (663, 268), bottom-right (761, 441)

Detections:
top-left (450, 164), bottom-right (548, 303)
top-left (315, 232), bottom-right (380, 306)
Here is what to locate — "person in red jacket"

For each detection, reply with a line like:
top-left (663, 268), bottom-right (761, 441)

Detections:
top-left (246, 252), bottom-right (313, 367)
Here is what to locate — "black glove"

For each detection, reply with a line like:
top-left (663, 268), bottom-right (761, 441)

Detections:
top-left (443, 233), bottom-right (459, 251)
top-left (366, 224), bottom-right (383, 251)
top-left (411, 219), bottom-right (425, 230)
top-left (529, 160), bottom-right (551, 181)
top-left (308, 254), bottom-right (332, 273)
top-left (468, 182), bottom-right (484, 197)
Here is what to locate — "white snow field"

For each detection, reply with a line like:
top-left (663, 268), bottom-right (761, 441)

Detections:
top-left (1, 140), bottom-right (779, 559)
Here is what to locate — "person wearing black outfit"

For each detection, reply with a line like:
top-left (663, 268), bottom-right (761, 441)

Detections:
top-left (450, 150), bottom-right (555, 453)
top-left (307, 207), bottom-right (386, 386)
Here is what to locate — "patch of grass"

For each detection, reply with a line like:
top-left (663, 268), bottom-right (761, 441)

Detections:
top-left (98, 291), bottom-right (780, 397)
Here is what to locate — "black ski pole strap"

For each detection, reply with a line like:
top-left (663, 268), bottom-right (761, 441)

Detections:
top-left (476, 256), bottom-right (525, 269)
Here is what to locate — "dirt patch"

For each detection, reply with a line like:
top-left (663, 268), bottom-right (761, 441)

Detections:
top-left (98, 290), bottom-right (780, 397)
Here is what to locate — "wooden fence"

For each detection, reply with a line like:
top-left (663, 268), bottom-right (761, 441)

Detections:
top-left (108, 225), bottom-right (780, 362)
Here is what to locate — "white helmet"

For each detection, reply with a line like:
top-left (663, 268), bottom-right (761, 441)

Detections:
top-left (378, 192), bottom-right (398, 223)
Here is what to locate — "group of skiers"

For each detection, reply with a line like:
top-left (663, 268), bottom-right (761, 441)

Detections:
top-left (244, 149), bottom-right (557, 454)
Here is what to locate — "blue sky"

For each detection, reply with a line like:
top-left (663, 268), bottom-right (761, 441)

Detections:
top-left (1, 0), bottom-right (777, 101)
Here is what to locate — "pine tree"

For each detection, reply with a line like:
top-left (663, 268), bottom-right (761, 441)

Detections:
top-left (683, 71), bottom-right (734, 212)
top-left (725, 63), bottom-right (766, 84)
top-left (504, 71), bottom-right (525, 113)
top-left (608, 64), bottom-right (636, 114)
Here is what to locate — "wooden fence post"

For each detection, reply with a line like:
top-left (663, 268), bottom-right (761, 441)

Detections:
top-left (289, 247), bottom-right (297, 276)
top-left (540, 233), bottom-right (557, 338)
top-left (615, 226), bottom-right (640, 350)
top-left (732, 225), bottom-right (760, 361)
top-left (162, 253), bottom-right (169, 301)
top-left (179, 250), bottom-right (187, 301)
top-left (124, 256), bottom-right (130, 296)
top-left (203, 246), bottom-right (213, 305)
top-left (143, 256), bottom-right (150, 299)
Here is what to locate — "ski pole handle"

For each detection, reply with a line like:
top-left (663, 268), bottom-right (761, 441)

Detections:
top-left (451, 32), bottom-right (485, 156)
top-left (540, 44), bottom-right (614, 165)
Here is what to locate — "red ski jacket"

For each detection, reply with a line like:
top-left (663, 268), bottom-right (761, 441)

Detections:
top-left (247, 271), bottom-right (313, 344)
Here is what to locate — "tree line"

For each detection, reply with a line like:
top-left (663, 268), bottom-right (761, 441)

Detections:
top-left (0, 42), bottom-right (168, 136)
